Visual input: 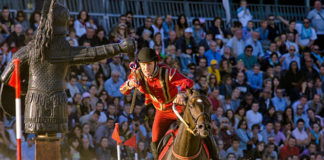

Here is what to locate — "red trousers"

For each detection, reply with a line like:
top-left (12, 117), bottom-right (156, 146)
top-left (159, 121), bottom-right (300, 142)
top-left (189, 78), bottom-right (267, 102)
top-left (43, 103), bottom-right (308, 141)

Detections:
top-left (152, 105), bottom-right (184, 143)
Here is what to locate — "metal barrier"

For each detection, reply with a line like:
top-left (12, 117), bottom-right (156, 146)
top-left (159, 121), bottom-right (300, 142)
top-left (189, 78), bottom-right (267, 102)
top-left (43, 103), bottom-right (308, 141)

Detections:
top-left (1, 0), bottom-right (309, 33)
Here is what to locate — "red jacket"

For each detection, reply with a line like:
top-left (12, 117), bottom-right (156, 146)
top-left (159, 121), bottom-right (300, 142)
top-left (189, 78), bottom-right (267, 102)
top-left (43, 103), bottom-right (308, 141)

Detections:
top-left (120, 64), bottom-right (193, 111)
top-left (279, 145), bottom-right (299, 160)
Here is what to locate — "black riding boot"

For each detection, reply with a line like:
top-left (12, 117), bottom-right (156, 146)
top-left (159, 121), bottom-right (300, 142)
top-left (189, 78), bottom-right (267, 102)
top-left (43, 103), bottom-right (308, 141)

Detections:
top-left (204, 134), bottom-right (218, 160)
top-left (151, 142), bottom-right (159, 160)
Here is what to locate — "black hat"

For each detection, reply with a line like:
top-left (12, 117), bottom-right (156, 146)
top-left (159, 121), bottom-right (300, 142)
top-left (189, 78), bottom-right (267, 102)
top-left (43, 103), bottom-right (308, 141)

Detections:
top-left (137, 47), bottom-right (158, 63)
top-left (185, 44), bottom-right (193, 50)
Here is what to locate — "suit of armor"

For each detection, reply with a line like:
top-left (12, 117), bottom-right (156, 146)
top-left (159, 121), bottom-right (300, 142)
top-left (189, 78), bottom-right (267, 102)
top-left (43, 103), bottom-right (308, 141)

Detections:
top-left (0, 1), bottom-right (135, 134)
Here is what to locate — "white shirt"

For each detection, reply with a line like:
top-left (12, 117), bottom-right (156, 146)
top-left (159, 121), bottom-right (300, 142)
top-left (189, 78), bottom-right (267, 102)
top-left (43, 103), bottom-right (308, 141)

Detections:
top-left (74, 20), bottom-right (87, 37)
top-left (237, 7), bottom-right (253, 27)
top-left (90, 110), bottom-right (107, 123)
top-left (281, 53), bottom-right (301, 70)
top-left (152, 24), bottom-right (165, 40)
top-left (246, 110), bottom-right (263, 129)
top-left (225, 37), bottom-right (245, 57)
top-left (292, 128), bottom-right (308, 141)
top-left (295, 23), bottom-right (317, 47)
top-left (307, 9), bottom-right (324, 35)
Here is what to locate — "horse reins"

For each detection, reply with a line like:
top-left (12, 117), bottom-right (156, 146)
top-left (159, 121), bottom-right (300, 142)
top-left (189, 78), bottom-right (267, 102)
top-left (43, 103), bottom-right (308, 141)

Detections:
top-left (172, 95), bottom-right (210, 136)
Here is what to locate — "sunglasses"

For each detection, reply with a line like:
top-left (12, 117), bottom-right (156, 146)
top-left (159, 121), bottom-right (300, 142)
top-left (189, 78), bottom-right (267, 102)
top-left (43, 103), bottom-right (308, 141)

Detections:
top-left (269, 19), bottom-right (275, 21)
top-left (290, 49), bottom-right (296, 51)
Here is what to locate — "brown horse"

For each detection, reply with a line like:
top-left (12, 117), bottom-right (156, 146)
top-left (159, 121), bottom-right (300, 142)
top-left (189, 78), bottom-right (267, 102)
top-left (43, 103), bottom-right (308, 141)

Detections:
top-left (160, 90), bottom-right (212, 160)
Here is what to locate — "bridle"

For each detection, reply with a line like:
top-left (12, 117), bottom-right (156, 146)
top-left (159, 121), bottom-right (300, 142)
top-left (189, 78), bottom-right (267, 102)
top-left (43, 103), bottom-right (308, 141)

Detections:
top-left (171, 95), bottom-right (211, 159)
top-left (172, 95), bottom-right (211, 136)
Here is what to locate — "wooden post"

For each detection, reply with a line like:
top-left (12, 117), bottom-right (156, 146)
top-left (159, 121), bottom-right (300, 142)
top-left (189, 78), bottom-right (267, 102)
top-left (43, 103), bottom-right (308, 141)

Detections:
top-left (35, 134), bottom-right (61, 160)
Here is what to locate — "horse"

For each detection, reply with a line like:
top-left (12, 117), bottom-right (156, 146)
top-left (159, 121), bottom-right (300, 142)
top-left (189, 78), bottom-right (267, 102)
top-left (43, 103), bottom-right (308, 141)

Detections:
top-left (158, 90), bottom-right (213, 160)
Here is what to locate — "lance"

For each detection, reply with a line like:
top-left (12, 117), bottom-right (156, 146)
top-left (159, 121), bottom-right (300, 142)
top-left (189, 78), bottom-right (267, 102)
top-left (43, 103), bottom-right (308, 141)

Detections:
top-left (129, 61), bottom-right (138, 113)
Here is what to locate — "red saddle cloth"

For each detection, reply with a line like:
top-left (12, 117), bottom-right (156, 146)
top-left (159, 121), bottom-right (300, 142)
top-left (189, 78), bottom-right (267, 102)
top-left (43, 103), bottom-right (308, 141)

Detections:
top-left (158, 129), bottom-right (210, 160)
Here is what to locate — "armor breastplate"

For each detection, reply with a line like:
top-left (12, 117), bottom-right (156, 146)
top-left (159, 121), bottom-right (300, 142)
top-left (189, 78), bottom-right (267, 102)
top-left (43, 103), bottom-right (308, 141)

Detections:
top-left (25, 37), bottom-right (70, 133)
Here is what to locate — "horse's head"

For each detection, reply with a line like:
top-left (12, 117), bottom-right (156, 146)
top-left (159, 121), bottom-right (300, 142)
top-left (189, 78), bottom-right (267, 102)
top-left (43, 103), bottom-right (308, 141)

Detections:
top-left (185, 89), bottom-right (211, 138)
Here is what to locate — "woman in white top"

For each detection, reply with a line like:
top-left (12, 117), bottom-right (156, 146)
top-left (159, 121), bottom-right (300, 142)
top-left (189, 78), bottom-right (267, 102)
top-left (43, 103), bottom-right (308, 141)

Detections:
top-left (74, 10), bottom-right (89, 37)
top-left (152, 16), bottom-right (164, 40)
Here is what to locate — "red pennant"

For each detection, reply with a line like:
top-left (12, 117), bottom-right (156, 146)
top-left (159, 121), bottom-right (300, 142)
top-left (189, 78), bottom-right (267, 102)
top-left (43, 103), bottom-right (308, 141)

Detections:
top-left (124, 134), bottom-right (137, 150)
top-left (112, 123), bottom-right (121, 145)
top-left (8, 59), bottom-right (21, 98)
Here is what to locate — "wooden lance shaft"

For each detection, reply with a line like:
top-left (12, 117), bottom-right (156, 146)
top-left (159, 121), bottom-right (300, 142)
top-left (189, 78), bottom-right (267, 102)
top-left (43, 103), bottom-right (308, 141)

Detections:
top-left (35, 134), bottom-right (60, 160)
top-left (130, 88), bottom-right (137, 113)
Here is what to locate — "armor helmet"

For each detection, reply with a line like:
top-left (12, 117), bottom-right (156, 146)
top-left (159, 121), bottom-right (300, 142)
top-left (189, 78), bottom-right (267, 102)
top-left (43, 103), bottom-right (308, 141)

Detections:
top-left (137, 47), bottom-right (158, 63)
top-left (52, 2), bottom-right (69, 35)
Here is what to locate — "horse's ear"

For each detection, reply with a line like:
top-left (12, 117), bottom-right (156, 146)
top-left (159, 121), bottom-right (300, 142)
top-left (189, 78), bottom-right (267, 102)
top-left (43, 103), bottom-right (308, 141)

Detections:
top-left (185, 88), bottom-right (193, 97)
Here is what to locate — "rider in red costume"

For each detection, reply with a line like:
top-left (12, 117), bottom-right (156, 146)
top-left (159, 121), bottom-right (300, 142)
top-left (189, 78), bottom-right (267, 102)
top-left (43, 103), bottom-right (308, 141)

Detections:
top-left (120, 48), bottom-right (217, 159)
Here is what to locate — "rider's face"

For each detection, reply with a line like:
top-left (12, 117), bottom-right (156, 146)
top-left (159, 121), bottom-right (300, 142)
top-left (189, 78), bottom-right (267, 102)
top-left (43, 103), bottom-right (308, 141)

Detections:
top-left (139, 61), bottom-right (155, 77)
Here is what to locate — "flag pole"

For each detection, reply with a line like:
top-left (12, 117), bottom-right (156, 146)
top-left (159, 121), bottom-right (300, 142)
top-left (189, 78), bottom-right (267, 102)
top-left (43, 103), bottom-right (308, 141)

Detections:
top-left (135, 152), bottom-right (138, 160)
top-left (112, 123), bottom-right (121, 160)
top-left (117, 144), bottom-right (121, 160)
top-left (134, 135), bottom-right (137, 160)
top-left (14, 59), bottom-right (22, 160)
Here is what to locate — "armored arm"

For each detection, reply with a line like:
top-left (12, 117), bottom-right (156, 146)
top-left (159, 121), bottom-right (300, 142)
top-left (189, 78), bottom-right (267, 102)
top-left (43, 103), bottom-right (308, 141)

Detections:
top-left (68, 38), bottom-right (136, 64)
top-left (1, 46), bottom-right (29, 84)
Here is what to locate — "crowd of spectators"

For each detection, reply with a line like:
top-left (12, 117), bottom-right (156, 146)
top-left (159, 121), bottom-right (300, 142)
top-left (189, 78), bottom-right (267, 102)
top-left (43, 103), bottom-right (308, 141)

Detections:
top-left (0, 0), bottom-right (324, 159)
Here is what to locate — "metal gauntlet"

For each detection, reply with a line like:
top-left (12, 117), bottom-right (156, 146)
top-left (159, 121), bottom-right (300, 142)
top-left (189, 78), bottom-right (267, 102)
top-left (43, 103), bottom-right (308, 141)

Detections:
top-left (119, 38), bottom-right (136, 60)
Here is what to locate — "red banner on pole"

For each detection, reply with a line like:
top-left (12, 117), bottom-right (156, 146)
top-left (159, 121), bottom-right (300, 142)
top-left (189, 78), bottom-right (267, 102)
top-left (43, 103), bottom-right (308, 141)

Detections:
top-left (112, 123), bottom-right (122, 145)
top-left (8, 59), bottom-right (21, 98)
top-left (124, 134), bottom-right (137, 151)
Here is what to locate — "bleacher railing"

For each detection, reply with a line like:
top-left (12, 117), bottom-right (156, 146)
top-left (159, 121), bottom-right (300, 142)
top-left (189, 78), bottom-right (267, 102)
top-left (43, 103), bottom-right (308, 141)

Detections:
top-left (0, 0), bottom-right (309, 33)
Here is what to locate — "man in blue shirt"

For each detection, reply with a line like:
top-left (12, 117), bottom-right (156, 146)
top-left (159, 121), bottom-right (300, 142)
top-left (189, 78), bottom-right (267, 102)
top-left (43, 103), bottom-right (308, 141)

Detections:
top-left (307, 0), bottom-right (324, 50)
top-left (162, 14), bottom-right (175, 39)
top-left (246, 64), bottom-right (263, 93)
top-left (280, 45), bottom-right (301, 71)
top-left (245, 31), bottom-right (264, 58)
top-left (104, 71), bottom-right (124, 98)
top-left (260, 122), bottom-right (275, 144)
top-left (204, 41), bottom-right (221, 66)
top-left (271, 88), bottom-right (287, 112)
top-left (22, 134), bottom-right (36, 160)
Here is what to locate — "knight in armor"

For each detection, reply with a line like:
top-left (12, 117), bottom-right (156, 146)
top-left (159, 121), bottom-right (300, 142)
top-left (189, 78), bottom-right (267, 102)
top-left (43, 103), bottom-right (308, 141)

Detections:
top-left (120, 48), bottom-right (218, 159)
top-left (0, 0), bottom-right (135, 134)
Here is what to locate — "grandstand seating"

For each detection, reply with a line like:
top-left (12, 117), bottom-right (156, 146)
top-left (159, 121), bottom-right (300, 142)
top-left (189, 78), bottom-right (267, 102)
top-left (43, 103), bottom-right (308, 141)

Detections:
top-left (0, 0), bottom-right (311, 33)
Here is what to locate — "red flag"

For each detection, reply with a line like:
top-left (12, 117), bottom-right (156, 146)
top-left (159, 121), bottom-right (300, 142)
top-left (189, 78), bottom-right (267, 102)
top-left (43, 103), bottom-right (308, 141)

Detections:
top-left (8, 59), bottom-right (21, 98)
top-left (124, 134), bottom-right (137, 150)
top-left (112, 123), bottom-right (121, 145)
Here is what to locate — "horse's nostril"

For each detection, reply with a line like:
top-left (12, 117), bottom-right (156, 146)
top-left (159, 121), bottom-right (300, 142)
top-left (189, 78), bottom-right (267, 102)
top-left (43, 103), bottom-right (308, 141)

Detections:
top-left (198, 124), bottom-right (203, 129)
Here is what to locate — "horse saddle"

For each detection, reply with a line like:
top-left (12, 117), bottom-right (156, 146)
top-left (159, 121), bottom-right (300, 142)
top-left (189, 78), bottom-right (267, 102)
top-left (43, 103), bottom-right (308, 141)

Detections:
top-left (157, 122), bottom-right (179, 154)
